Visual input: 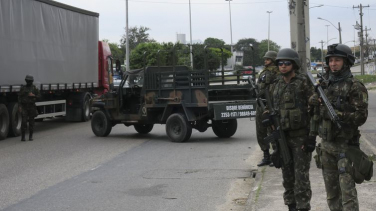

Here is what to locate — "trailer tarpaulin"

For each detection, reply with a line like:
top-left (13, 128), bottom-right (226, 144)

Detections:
top-left (0, 0), bottom-right (99, 86)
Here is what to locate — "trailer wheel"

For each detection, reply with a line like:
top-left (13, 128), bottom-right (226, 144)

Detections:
top-left (91, 110), bottom-right (112, 137)
top-left (212, 119), bottom-right (237, 138)
top-left (82, 93), bottom-right (91, 122)
top-left (7, 102), bottom-right (21, 137)
top-left (166, 113), bottom-right (192, 142)
top-left (0, 104), bottom-right (10, 140)
top-left (134, 124), bottom-right (154, 134)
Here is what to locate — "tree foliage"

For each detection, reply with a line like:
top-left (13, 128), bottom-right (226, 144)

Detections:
top-left (129, 43), bottom-right (187, 69)
top-left (120, 26), bottom-right (156, 51)
top-left (234, 38), bottom-right (280, 67)
top-left (310, 47), bottom-right (323, 62)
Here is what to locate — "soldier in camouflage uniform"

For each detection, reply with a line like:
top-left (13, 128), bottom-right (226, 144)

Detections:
top-left (256, 51), bottom-right (279, 166)
top-left (18, 75), bottom-right (40, 141)
top-left (309, 44), bottom-right (368, 211)
top-left (268, 49), bottom-right (315, 211)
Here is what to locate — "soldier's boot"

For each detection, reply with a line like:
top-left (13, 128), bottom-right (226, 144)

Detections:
top-left (21, 132), bottom-right (26, 141)
top-left (29, 131), bottom-right (33, 141)
top-left (257, 150), bottom-right (271, 166)
top-left (298, 209), bottom-right (309, 211)
top-left (288, 204), bottom-right (297, 211)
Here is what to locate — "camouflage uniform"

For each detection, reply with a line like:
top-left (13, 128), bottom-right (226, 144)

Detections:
top-left (270, 73), bottom-right (314, 210)
top-left (314, 45), bottom-right (368, 211)
top-left (256, 64), bottom-right (279, 151)
top-left (256, 51), bottom-right (279, 167)
top-left (18, 75), bottom-right (40, 141)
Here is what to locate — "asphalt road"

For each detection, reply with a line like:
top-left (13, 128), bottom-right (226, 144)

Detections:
top-left (0, 118), bottom-right (259, 211)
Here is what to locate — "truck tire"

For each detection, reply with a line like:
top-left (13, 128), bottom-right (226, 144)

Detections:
top-left (82, 93), bottom-right (91, 122)
top-left (91, 110), bottom-right (112, 137)
top-left (134, 124), bottom-right (154, 134)
top-left (7, 102), bottom-right (21, 137)
top-left (0, 104), bottom-right (10, 140)
top-left (166, 113), bottom-right (192, 142)
top-left (212, 119), bottom-right (237, 138)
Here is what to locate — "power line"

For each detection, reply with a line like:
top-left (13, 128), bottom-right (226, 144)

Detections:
top-left (127, 0), bottom-right (285, 5)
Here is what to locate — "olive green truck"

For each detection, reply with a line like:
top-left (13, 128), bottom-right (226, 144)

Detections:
top-left (90, 62), bottom-right (257, 142)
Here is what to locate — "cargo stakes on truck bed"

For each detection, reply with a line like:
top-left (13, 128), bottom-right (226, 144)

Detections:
top-left (91, 47), bottom-right (257, 142)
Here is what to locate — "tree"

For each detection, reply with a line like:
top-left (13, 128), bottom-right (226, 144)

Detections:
top-left (310, 47), bottom-right (322, 62)
top-left (234, 38), bottom-right (259, 66)
top-left (234, 38), bottom-right (281, 67)
top-left (129, 42), bottom-right (186, 69)
top-left (203, 37), bottom-right (226, 48)
top-left (120, 26), bottom-right (156, 50)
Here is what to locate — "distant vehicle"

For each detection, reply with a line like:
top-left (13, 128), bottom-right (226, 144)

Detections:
top-left (0, 0), bottom-right (114, 140)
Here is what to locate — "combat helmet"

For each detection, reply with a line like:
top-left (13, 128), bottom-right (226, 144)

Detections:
top-left (275, 48), bottom-right (301, 68)
top-left (25, 75), bottom-right (34, 81)
top-left (325, 44), bottom-right (355, 66)
top-left (263, 51), bottom-right (277, 61)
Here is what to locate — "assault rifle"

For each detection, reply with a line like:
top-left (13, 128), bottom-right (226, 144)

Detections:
top-left (262, 85), bottom-right (292, 166)
top-left (248, 77), bottom-right (265, 111)
top-left (306, 71), bottom-right (342, 129)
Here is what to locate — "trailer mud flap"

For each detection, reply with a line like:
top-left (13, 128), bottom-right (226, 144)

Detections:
top-left (212, 101), bottom-right (256, 120)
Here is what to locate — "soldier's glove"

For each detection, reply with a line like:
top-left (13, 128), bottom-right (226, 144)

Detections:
top-left (302, 136), bottom-right (316, 153)
top-left (308, 93), bottom-right (320, 106)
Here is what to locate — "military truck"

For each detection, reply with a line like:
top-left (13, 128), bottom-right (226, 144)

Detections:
top-left (90, 48), bottom-right (257, 142)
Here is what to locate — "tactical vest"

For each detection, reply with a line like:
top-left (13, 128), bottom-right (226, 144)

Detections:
top-left (319, 77), bottom-right (361, 141)
top-left (257, 65), bottom-right (279, 90)
top-left (19, 85), bottom-right (38, 104)
top-left (272, 74), bottom-right (309, 137)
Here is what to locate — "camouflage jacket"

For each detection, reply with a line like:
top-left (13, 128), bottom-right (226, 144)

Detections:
top-left (257, 65), bottom-right (279, 96)
top-left (18, 85), bottom-right (41, 105)
top-left (269, 73), bottom-right (314, 134)
top-left (318, 76), bottom-right (368, 142)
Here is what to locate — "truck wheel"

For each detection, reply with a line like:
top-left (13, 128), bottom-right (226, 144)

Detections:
top-left (134, 124), bottom-right (154, 134)
top-left (82, 93), bottom-right (91, 122)
top-left (91, 110), bottom-right (112, 137)
top-left (166, 113), bottom-right (192, 142)
top-left (7, 102), bottom-right (21, 137)
top-left (212, 119), bottom-right (237, 138)
top-left (0, 104), bottom-right (10, 140)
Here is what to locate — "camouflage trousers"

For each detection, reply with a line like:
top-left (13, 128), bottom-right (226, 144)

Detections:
top-left (321, 148), bottom-right (359, 211)
top-left (21, 104), bottom-right (37, 133)
top-left (255, 103), bottom-right (269, 151)
top-left (281, 135), bottom-right (312, 210)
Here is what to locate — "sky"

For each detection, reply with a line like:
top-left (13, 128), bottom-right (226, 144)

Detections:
top-left (53, 0), bottom-right (376, 50)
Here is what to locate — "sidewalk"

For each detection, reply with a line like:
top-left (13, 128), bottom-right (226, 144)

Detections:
top-left (246, 136), bottom-right (376, 211)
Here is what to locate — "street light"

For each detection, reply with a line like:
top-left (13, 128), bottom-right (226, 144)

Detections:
top-left (225, 0), bottom-right (234, 68)
top-left (267, 11), bottom-right (272, 51)
top-left (325, 25), bottom-right (330, 46)
top-left (309, 4), bottom-right (323, 9)
top-left (188, 0), bottom-right (193, 68)
top-left (326, 38), bottom-right (337, 46)
top-left (125, 0), bottom-right (130, 72)
top-left (318, 17), bottom-right (342, 43)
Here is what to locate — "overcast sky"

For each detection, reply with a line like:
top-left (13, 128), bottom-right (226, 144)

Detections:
top-left (54, 0), bottom-right (376, 50)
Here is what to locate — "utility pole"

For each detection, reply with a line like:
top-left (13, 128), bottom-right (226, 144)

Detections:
top-left (289, 0), bottom-right (309, 73)
top-left (319, 40), bottom-right (325, 74)
top-left (125, 0), bottom-right (130, 72)
top-left (354, 4), bottom-right (369, 75)
top-left (338, 22), bottom-right (342, 44)
top-left (267, 11), bottom-right (273, 51)
top-left (364, 27), bottom-right (371, 59)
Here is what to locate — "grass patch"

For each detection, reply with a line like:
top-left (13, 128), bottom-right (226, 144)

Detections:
top-left (254, 166), bottom-right (267, 203)
top-left (354, 75), bottom-right (376, 84)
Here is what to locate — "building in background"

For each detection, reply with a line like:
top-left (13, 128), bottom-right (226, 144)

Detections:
top-left (176, 33), bottom-right (186, 44)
